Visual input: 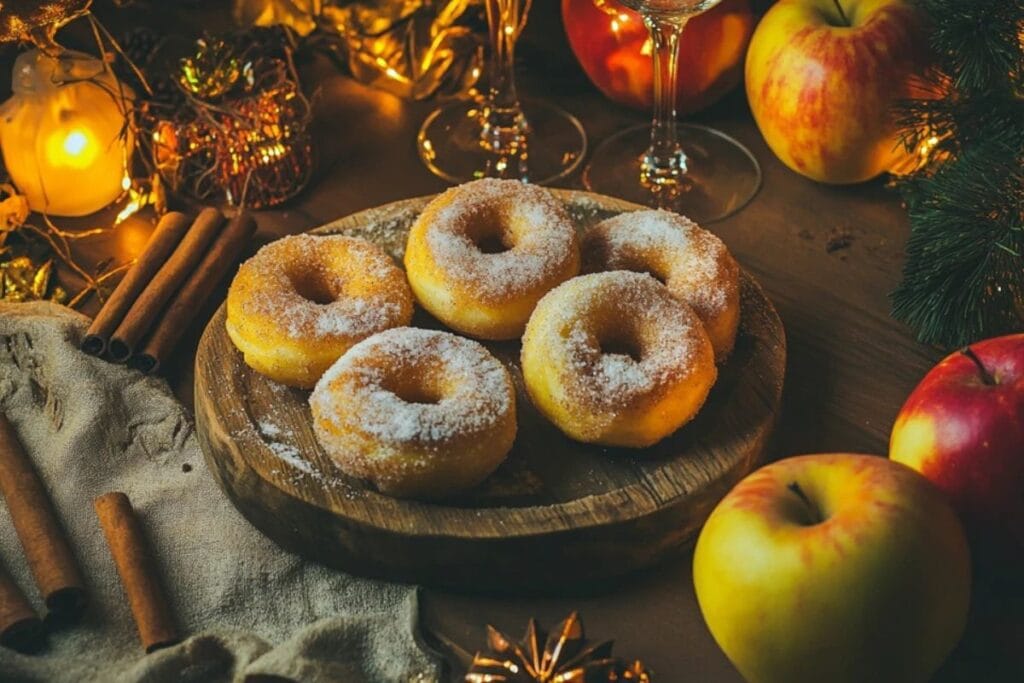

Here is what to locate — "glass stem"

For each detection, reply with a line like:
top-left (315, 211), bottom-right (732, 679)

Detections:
top-left (482, 0), bottom-right (529, 173)
top-left (642, 14), bottom-right (688, 186)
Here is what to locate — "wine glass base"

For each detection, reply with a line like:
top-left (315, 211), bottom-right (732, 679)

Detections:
top-left (417, 99), bottom-right (587, 185)
top-left (583, 123), bottom-right (762, 223)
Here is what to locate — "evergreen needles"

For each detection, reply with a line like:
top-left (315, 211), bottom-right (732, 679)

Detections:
top-left (890, 0), bottom-right (1024, 347)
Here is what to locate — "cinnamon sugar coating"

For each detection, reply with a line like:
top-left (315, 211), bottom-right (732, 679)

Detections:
top-left (310, 328), bottom-right (516, 498)
top-left (522, 271), bottom-right (717, 448)
top-left (404, 179), bottom-right (580, 340)
top-left (226, 234), bottom-right (413, 388)
top-left (582, 210), bottom-right (740, 361)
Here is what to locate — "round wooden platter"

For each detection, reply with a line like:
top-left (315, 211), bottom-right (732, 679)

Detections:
top-left (195, 190), bottom-right (786, 592)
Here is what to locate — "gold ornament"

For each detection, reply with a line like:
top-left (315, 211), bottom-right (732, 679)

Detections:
top-left (466, 612), bottom-right (652, 683)
top-left (179, 38), bottom-right (244, 99)
top-left (235, 0), bottom-right (485, 100)
top-left (0, 0), bottom-right (92, 50)
top-left (152, 36), bottom-right (314, 209)
top-left (214, 82), bottom-right (313, 207)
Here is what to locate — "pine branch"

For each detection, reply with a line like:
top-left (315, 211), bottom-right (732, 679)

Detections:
top-left (892, 137), bottom-right (1024, 346)
top-left (890, 0), bottom-right (1024, 346)
top-left (917, 0), bottom-right (1024, 94)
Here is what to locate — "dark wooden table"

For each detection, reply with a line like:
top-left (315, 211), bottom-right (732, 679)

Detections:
top-left (38, 2), bottom-right (1021, 680)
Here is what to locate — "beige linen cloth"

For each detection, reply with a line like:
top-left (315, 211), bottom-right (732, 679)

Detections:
top-left (0, 302), bottom-right (441, 683)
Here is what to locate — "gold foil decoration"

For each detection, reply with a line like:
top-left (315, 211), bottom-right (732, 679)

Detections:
top-left (1, 257), bottom-right (67, 303)
top-left (235, 0), bottom-right (485, 100)
top-left (0, 0), bottom-right (92, 50)
top-left (234, 0), bottom-right (325, 37)
top-left (465, 612), bottom-right (652, 683)
top-left (0, 183), bottom-right (124, 307)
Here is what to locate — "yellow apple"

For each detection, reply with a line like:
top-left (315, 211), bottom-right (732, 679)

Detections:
top-left (745, 0), bottom-right (927, 183)
top-left (693, 454), bottom-right (970, 683)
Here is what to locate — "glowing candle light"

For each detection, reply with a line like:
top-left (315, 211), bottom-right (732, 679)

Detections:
top-left (0, 49), bottom-right (134, 217)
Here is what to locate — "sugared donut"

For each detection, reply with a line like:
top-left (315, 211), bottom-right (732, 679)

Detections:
top-left (582, 209), bottom-right (740, 361)
top-left (404, 178), bottom-right (580, 340)
top-left (226, 234), bottom-right (413, 388)
top-left (522, 271), bottom-right (717, 448)
top-left (310, 328), bottom-right (516, 499)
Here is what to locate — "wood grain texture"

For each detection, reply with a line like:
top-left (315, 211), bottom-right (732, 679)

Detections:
top-left (194, 191), bottom-right (786, 591)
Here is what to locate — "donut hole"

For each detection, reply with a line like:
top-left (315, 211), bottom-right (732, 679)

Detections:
top-left (642, 268), bottom-right (668, 286)
top-left (598, 331), bottom-right (643, 363)
top-left (381, 376), bottom-right (445, 405)
top-left (466, 206), bottom-right (515, 255)
top-left (289, 271), bottom-right (337, 305)
top-left (475, 234), bottom-right (510, 255)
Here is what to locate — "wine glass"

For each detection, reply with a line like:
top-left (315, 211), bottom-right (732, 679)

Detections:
top-left (417, 0), bottom-right (587, 184)
top-left (581, 0), bottom-right (761, 222)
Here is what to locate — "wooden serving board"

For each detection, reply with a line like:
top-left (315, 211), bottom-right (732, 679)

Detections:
top-left (195, 191), bottom-right (786, 591)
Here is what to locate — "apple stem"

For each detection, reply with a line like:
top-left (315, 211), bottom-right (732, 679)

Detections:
top-left (831, 0), bottom-right (850, 26)
top-left (787, 482), bottom-right (823, 525)
top-left (961, 346), bottom-right (997, 385)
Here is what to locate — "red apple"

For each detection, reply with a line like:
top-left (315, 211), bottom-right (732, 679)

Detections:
top-left (562, 0), bottom-right (756, 114)
top-left (745, 0), bottom-right (927, 183)
top-left (890, 334), bottom-right (1024, 557)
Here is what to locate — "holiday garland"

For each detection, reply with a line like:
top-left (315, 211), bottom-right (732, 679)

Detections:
top-left (890, 0), bottom-right (1024, 348)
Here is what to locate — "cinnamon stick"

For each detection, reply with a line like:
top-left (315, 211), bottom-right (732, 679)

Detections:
top-left (81, 212), bottom-right (192, 357)
top-left (94, 492), bottom-right (178, 653)
top-left (130, 211), bottom-right (258, 374)
top-left (108, 208), bottom-right (226, 362)
top-left (0, 561), bottom-right (42, 653)
top-left (0, 413), bottom-right (86, 619)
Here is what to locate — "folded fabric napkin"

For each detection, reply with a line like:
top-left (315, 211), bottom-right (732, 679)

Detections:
top-left (0, 302), bottom-right (440, 683)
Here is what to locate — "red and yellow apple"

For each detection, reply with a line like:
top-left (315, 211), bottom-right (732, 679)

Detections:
top-left (694, 454), bottom-right (970, 683)
top-left (745, 0), bottom-right (927, 183)
top-left (890, 334), bottom-right (1024, 559)
top-left (562, 0), bottom-right (756, 114)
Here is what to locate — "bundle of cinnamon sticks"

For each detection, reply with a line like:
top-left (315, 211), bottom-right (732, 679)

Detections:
top-left (82, 207), bottom-right (257, 373)
top-left (0, 413), bottom-right (178, 654)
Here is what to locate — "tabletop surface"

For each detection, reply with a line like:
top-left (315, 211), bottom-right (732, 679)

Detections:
top-left (40, 2), bottom-right (1019, 680)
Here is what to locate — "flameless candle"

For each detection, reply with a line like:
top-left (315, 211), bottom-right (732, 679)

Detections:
top-left (0, 49), bottom-right (134, 217)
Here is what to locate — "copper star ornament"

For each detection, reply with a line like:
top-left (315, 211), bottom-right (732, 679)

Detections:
top-left (465, 612), bottom-right (651, 683)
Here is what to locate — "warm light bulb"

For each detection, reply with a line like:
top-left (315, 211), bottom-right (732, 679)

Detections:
top-left (62, 130), bottom-right (88, 156)
top-left (46, 127), bottom-right (99, 170)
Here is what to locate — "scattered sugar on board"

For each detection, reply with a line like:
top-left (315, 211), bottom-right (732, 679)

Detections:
top-left (257, 419), bottom-right (283, 437)
top-left (267, 440), bottom-right (316, 475)
top-left (331, 207), bottom-right (419, 260)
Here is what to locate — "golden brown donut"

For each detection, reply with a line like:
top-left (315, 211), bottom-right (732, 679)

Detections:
top-left (310, 328), bottom-right (516, 498)
top-left (226, 234), bottom-right (413, 388)
top-left (582, 209), bottom-right (740, 361)
top-left (521, 271), bottom-right (717, 448)
top-left (404, 179), bottom-right (580, 340)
